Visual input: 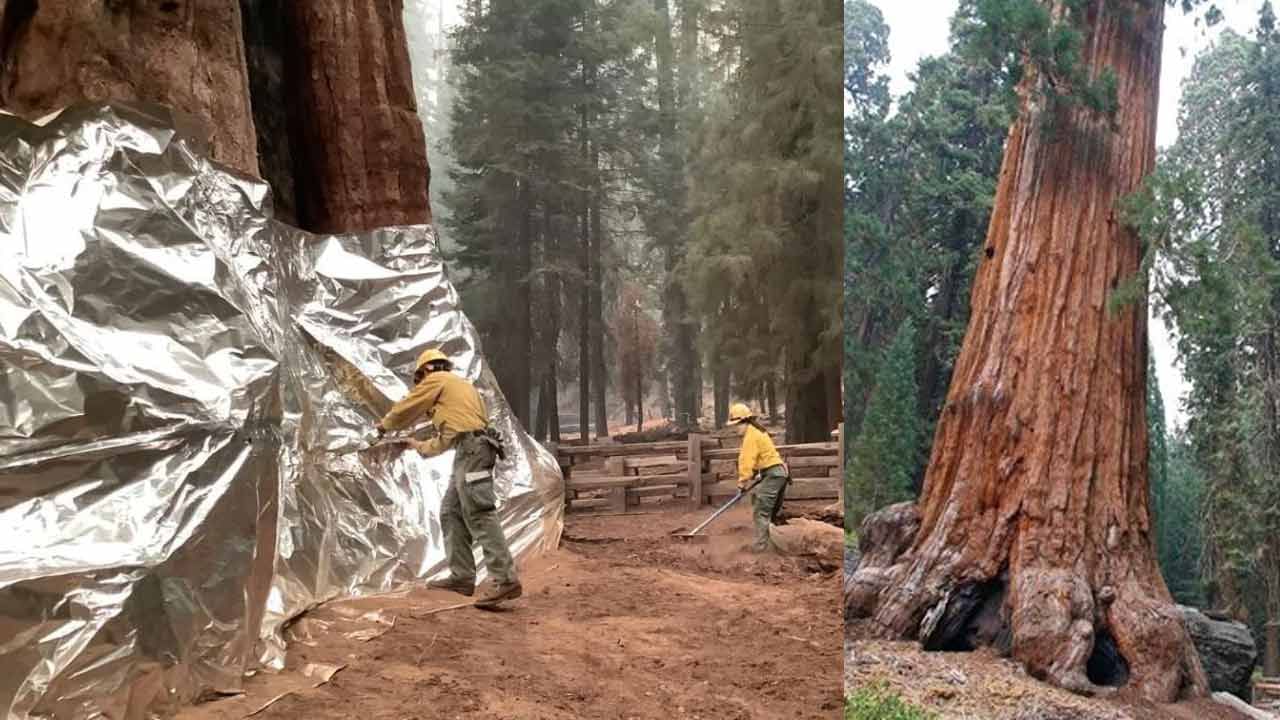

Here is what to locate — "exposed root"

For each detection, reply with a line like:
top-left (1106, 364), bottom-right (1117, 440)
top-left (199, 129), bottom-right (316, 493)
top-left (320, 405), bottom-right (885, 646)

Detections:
top-left (845, 504), bottom-right (1209, 703)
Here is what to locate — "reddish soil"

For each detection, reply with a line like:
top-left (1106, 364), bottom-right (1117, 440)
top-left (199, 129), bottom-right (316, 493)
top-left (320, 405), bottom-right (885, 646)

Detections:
top-left (181, 502), bottom-right (841, 720)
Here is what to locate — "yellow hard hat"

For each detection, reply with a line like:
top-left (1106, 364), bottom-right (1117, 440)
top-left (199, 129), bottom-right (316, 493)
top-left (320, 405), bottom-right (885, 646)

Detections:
top-left (728, 403), bottom-right (755, 424)
top-left (415, 348), bottom-right (451, 371)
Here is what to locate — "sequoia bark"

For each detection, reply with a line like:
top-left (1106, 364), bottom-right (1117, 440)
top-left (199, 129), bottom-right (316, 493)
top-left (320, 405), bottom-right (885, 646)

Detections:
top-left (0, 0), bottom-right (259, 175)
top-left (848, 0), bottom-right (1207, 703)
top-left (281, 0), bottom-right (431, 233)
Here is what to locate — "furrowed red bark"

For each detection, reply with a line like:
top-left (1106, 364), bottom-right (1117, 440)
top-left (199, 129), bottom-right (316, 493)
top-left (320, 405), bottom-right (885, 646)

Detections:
top-left (281, 0), bottom-right (431, 233)
top-left (0, 0), bottom-right (258, 176)
top-left (849, 0), bottom-right (1208, 703)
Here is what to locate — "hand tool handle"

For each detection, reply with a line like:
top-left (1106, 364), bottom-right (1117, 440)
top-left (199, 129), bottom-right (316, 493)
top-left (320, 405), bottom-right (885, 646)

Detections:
top-left (686, 476), bottom-right (763, 536)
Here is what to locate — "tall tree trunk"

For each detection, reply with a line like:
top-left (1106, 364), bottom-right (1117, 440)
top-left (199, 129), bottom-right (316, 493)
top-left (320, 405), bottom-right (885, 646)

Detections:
top-left (766, 376), bottom-right (777, 421)
top-left (534, 381), bottom-right (549, 441)
top-left (0, 0), bottom-right (258, 176)
top-left (774, 0), bottom-right (840, 445)
top-left (654, 0), bottom-right (700, 430)
top-left (590, 167), bottom-right (608, 439)
top-left (659, 369), bottom-right (672, 420)
top-left (678, 0), bottom-right (703, 424)
top-left (281, 0), bottom-right (430, 233)
top-left (512, 181), bottom-right (533, 425)
top-left (579, 199), bottom-right (590, 444)
top-left (545, 205), bottom-right (562, 444)
top-left (845, 310), bottom-right (883, 434)
top-left (578, 32), bottom-right (591, 444)
top-left (677, 0), bottom-right (697, 109)
top-left (848, 1), bottom-right (1207, 702)
top-left (635, 365), bottom-right (644, 434)
top-left (533, 212), bottom-right (549, 441)
top-left (549, 372), bottom-right (561, 444)
top-left (918, 211), bottom-right (976, 433)
top-left (786, 333), bottom-right (834, 443)
top-left (714, 360), bottom-right (730, 427)
top-left (585, 0), bottom-right (606, 441)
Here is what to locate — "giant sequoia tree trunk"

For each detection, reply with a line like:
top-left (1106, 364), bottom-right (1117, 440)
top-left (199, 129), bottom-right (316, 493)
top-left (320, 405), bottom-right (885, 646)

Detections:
top-left (281, 0), bottom-right (430, 233)
top-left (0, 0), bottom-right (259, 176)
top-left (847, 0), bottom-right (1208, 703)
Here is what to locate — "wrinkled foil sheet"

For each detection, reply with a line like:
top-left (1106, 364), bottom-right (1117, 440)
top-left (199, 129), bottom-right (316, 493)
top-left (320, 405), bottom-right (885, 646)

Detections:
top-left (0, 103), bottom-right (564, 720)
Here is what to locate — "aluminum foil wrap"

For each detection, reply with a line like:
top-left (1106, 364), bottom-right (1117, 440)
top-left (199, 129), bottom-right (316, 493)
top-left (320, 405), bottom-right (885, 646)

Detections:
top-left (0, 104), bottom-right (564, 720)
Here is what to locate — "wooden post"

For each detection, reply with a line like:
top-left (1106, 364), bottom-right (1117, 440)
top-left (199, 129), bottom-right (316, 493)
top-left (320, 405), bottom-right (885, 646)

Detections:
top-left (688, 433), bottom-right (703, 508)
top-left (605, 457), bottom-right (625, 476)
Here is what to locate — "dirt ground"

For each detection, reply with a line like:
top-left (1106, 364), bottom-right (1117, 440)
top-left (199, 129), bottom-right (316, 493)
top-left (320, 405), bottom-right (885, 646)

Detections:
top-left (181, 501), bottom-right (842, 720)
top-left (844, 626), bottom-right (1262, 720)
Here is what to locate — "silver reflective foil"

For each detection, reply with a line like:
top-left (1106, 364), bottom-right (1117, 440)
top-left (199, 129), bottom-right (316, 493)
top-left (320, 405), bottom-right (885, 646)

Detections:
top-left (0, 103), bottom-right (564, 720)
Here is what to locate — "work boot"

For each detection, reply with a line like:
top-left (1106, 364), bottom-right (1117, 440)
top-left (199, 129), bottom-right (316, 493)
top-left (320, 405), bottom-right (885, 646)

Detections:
top-left (474, 580), bottom-right (523, 608)
top-left (427, 576), bottom-right (475, 597)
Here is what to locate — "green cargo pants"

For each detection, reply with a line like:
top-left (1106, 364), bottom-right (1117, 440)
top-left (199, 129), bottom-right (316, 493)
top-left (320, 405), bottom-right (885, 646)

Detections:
top-left (751, 464), bottom-right (789, 552)
top-left (440, 432), bottom-right (518, 585)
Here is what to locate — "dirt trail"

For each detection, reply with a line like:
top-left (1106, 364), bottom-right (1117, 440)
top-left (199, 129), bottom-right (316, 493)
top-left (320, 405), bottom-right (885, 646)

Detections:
top-left (182, 502), bottom-right (841, 720)
top-left (845, 628), bottom-right (1259, 720)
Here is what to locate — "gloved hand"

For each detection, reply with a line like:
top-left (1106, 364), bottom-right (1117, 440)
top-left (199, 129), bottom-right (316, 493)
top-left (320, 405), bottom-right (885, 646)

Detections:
top-left (375, 422), bottom-right (386, 439)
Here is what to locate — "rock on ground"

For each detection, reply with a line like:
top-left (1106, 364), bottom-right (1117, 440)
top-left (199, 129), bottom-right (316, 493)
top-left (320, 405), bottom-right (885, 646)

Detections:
top-left (1180, 605), bottom-right (1259, 700)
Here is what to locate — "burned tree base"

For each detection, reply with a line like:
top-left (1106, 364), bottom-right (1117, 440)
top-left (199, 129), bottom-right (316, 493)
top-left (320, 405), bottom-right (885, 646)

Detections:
top-left (845, 503), bottom-right (1208, 704)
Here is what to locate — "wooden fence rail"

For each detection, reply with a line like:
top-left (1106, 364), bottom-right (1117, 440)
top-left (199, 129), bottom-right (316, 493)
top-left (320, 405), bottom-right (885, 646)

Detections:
top-left (552, 425), bottom-right (845, 514)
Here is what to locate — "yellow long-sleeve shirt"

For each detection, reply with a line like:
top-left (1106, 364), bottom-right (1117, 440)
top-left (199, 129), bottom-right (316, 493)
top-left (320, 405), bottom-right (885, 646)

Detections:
top-left (738, 424), bottom-right (784, 483)
top-left (380, 371), bottom-right (488, 457)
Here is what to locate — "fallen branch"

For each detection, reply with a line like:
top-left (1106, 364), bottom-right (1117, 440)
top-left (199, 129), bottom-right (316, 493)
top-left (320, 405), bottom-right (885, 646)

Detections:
top-left (411, 601), bottom-right (475, 618)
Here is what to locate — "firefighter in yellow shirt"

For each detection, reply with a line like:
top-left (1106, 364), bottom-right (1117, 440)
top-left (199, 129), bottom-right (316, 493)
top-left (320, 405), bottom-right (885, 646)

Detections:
top-left (729, 403), bottom-right (789, 553)
top-left (375, 349), bottom-right (521, 607)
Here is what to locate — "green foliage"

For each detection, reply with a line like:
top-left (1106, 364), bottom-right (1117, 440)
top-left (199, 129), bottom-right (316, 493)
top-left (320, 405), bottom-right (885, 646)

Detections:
top-left (684, 0), bottom-right (842, 437)
top-left (1147, 345), bottom-right (1206, 604)
top-left (956, 0), bottom-right (1122, 126)
top-left (1134, 2), bottom-right (1280, 621)
top-left (845, 684), bottom-right (937, 720)
top-left (847, 320), bottom-right (923, 523)
top-left (1160, 433), bottom-right (1208, 604)
top-left (843, 0), bottom-right (1013, 489)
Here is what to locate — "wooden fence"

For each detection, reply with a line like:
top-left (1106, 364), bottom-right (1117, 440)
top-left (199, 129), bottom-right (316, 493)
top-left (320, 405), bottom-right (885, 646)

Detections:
top-left (552, 425), bottom-right (844, 513)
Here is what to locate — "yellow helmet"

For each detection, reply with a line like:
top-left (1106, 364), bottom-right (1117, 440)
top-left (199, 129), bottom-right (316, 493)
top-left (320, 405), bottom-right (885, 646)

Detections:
top-left (728, 402), bottom-right (755, 424)
top-left (415, 348), bottom-right (451, 371)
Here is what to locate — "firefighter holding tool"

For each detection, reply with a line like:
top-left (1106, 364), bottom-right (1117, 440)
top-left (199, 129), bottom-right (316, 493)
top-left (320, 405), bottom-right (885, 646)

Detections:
top-left (728, 403), bottom-right (790, 553)
top-left (375, 348), bottom-right (522, 608)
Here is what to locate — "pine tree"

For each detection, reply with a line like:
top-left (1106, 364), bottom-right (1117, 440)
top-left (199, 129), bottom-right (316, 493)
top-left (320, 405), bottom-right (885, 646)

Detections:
top-left (846, 319), bottom-right (923, 525)
top-left (685, 0), bottom-right (843, 443)
top-left (444, 0), bottom-right (641, 433)
top-left (843, 0), bottom-right (1014, 473)
top-left (1131, 0), bottom-right (1280, 665)
top-left (843, 0), bottom-right (903, 438)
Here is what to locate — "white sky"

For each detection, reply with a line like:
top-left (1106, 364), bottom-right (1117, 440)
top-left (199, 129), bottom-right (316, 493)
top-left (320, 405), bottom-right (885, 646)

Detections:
top-left (871, 0), bottom-right (1267, 430)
